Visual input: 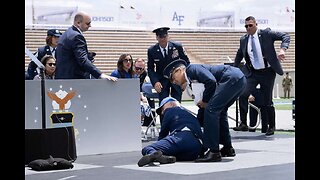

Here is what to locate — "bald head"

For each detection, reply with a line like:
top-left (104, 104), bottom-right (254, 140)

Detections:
top-left (73, 11), bottom-right (91, 32)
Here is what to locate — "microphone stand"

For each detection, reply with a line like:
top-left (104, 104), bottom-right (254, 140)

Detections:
top-left (39, 67), bottom-right (46, 129)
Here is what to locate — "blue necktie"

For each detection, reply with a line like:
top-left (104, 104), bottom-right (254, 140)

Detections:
top-left (251, 35), bottom-right (264, 69)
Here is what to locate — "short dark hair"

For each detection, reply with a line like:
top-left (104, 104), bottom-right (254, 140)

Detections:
top-left (245, 16), bottom-right (256, 22)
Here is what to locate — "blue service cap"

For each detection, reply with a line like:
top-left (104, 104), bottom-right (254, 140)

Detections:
top-left (156, 97), bottom-right (178, 115)
top-left (163, 59), bottom-right (187, 79)
top-left (47, 29), bottom-right (62, 37)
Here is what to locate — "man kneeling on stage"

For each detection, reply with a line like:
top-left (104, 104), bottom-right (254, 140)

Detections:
top-left (138, 97), bottom-right (204, 167)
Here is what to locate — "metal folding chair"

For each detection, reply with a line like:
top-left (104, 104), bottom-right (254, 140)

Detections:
top-left (141, 82), bottom-right (159, 140)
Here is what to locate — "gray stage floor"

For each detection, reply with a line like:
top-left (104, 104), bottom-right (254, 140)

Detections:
top-left (25, 130), bottom-right (295, 180)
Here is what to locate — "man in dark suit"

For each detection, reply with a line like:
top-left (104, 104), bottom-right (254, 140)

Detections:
top-left (163, 59), bottom-right (246, 162)
top-left (147, 27), bottom-right (190, 123)
top-left (26, 29), bottom-right (62, 80)
top-left (55, 11), bottom-right (117, 81)
top-left (138, 97), bottom-right (203, 167)
top-left (232, 16), bottom-right (290, 136)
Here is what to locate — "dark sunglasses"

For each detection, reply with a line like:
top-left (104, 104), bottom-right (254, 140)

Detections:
top-left (135, 67), bottom-right (144, 71)
top-left (123, 59), bottom-right (132, 63)
top-left (244, 24), bottom-right (254, 28)
top-left (47, 63), bottom-right (56, 67)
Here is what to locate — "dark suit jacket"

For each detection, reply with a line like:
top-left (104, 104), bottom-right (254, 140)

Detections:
top-left (234, 28), bottom-right (290, 76)
top-left (147, 41), bottom-right (189, 90)
top-left (55, 26), bottom-right (102, 79)
top-left (26, 45), bottom-right (54, 80)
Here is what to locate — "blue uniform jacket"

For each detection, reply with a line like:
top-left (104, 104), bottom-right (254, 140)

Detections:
top-left (147, 41), bottom-right (189, 89)
top-left (186, 64), bottom-right (245, 103)
top-left (158, 106), bottom-right (203, 141)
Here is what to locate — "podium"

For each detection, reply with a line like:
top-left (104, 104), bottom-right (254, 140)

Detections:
top-left (25, 126), bottom-right (77, 165)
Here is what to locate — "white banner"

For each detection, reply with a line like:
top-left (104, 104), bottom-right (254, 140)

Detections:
top-left (25, 0), bottom-right (295, 32)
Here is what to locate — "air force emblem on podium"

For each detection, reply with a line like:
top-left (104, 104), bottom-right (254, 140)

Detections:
top-left (47, 89), bottom-right (76, 127)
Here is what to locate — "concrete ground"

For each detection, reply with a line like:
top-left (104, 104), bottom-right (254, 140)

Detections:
top-left (25, 101), bottom-right (295, 180)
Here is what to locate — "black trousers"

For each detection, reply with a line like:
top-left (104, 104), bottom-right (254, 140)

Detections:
top-left (239, 68), bottom-right (276, 129)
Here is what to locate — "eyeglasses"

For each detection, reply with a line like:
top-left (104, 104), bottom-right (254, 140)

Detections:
top-left (244, 24), bottom-right (254, 28)
top-left (135, 67), bottom-right (144, 71)
top-left (123, 59), bottom-right (132, 63)
top-left (47, 63), bottom-right (56, 67)
top-left (85, 22), bottom-right (91, 25)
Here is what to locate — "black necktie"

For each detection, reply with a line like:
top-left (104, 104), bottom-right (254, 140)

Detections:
top-left (163, 48), bottom-right (167, 58)
top-left (52, 48), bottom-right (56, 53)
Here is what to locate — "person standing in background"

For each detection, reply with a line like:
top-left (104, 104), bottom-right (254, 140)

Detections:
top-left (55, 11), bottom-right (117, 81)
top-left (282, 72), bottom-right (293, 98)
top-left (233, 16), bottom-right (290, 136)
top-left (26, 29), bottom-right (62, 80)
top-left (147, 27), bottom-right (190, 123)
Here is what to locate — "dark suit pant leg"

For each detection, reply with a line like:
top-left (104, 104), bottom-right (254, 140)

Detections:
top-left (238, 77), bottom-right (257, 125)
top-left (266, 105), bottom-right (275, 129)
top-left (239, 96), bottom-right (249, 124)
top-left (260, 106), bottom-right (269, 133)
top-left (249, 106), bottom-right (258, 128)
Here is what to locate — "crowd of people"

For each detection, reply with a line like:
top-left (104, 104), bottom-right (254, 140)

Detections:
top-left (25, 12), bottom-right (291, 166)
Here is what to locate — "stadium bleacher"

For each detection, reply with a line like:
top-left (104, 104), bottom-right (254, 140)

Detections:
top-left (25, 28), bottom-right (295, 75)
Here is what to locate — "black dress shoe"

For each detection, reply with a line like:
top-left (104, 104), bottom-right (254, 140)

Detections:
top-left (220, 147), bottom-right (236, 157)
top-left (195, 151), bottom-right (221, 162)
top-left (137, 150), bottom-right (162, 167)
top-left (265, 128), bottom-right (275, 136)
top-left (233, 123), bottom-right (248, 131)
top-left (198, 147), bottom-right (208, 158)
top-left (155, 155), bottom-right (176, 164)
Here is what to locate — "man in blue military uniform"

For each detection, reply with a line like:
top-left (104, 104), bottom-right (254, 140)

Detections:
top-left (26, 29), bottom-right (62, 80)
top-left (147, 27), bottom-right (190, 123)
top-left (138, 97), bottom-right (204, 167)
top-left (163, 59), bottom-right (246, 162)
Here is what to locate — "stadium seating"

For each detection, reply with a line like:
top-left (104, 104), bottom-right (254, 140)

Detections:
top-left (25, 28), bottom-right (295, 75)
